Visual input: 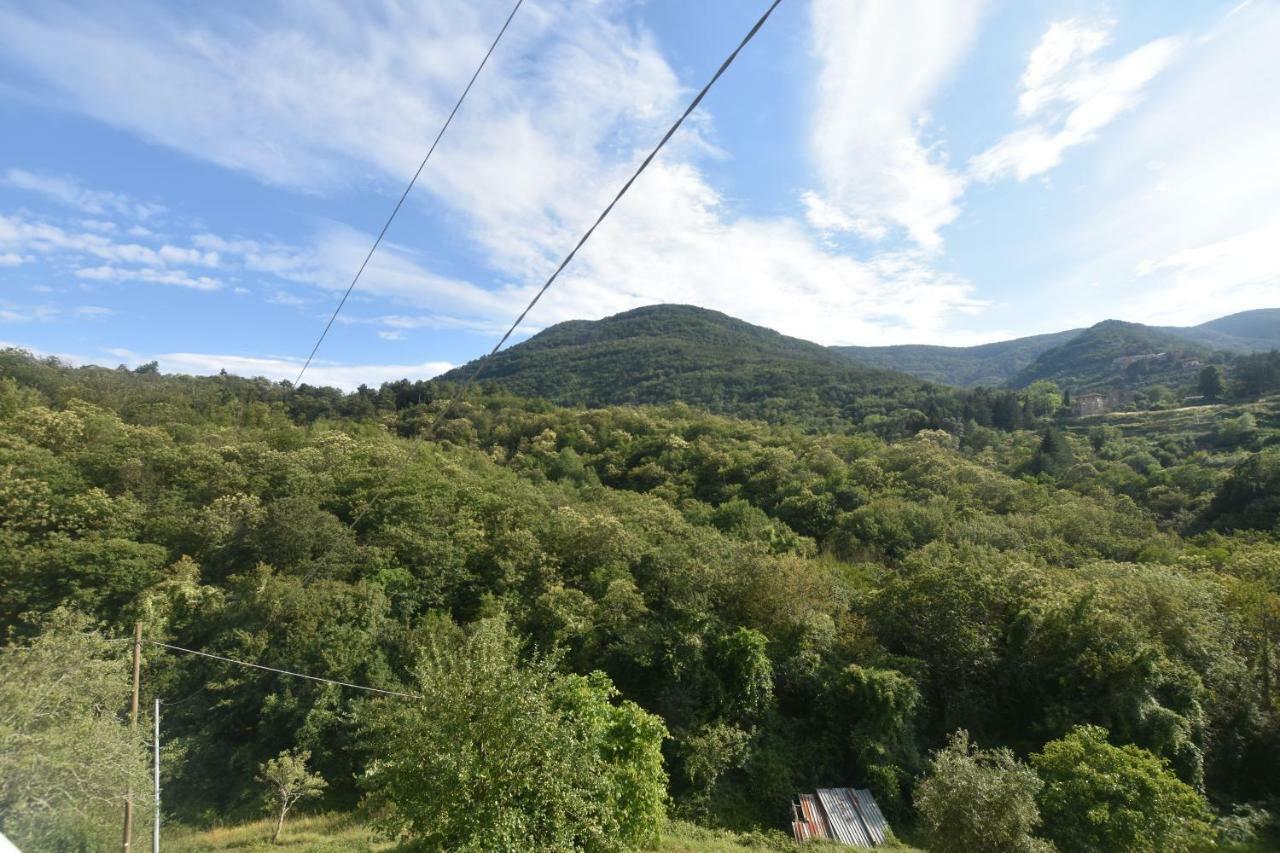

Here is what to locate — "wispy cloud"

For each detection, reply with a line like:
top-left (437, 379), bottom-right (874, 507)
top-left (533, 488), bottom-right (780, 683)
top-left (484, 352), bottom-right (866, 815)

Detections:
top-left (1048, 1), bottom-right (1280, 325)
top-left (3, 168), bottom-right (163, 219)
top-left (0, 301), bottom-right (113, 323)
top-left (152, 352), bottom-right (453, 390)
top-left (971, 20), bottom-right (1183, 182)
top-left (804, 0), bottom-right (987, 251)
top-left (0, 212), bottom-right (222, 290)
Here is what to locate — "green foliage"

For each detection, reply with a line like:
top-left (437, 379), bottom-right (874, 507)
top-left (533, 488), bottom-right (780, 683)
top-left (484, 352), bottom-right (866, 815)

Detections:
top-left (360, 617), bottom-right (667, 851)
top-left (1028, 427), bottom-right (1074, 476)
top-left (827, 665), bottom-right (921, 813)
top-left (915, 731), bottom-right (1051, 853)
top-left (1010, 320), bottom-right (1212, 391)
top-left (1205, 449), bottom-right (1280, 532)
top-left (1032, 725), bottom-right (1214, 853)
top-left (1201, 365), bottom-right (1226, 401)
top-left (835, 329), bottom-right (1080, 388)
top-left (1233, 350), bottom-right (1280, 397)
top-left (2, 347), bottom-right (1279, 841)
top-left (0, 610), bottom-right (150, 851)
top-left (258, 748), bottom-right (326, 843)
top-left (438, 305), bottom-right (951, 432)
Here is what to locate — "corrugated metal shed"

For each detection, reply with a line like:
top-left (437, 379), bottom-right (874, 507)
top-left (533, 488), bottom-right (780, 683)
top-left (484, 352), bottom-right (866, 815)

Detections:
top-left (818, 788), bottom-right (874, 847)
top-left (790, 786), bottom-right (891, 847)
top-left (852, 788), bottom-right (888, 845)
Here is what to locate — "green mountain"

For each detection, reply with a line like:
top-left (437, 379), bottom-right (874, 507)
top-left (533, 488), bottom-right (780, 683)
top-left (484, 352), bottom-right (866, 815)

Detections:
top-left (831, 329), bottom-right (1081, 388)
top-left (833, 309), bottom-right (1280, 388)
top-left (1166, 308), bottom-right (1280, 353)
top-left (438, 304), bottom-right (948, 426)
top-left (1008, 320), bottom-right (1212, 390)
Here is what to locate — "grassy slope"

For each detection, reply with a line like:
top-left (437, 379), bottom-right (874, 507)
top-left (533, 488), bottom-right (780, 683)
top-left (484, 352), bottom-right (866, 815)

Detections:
top-left (165, 814), bottom-right (923, 852)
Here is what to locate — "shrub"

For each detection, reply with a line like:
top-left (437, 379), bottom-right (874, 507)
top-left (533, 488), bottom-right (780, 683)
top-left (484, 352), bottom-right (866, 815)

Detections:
top-left (1032, 725), bottom-right (1214, 853)
top-left (915, 730), bottom-right (1051, 853)
top-left (360, 616), bottom-right (667, 851)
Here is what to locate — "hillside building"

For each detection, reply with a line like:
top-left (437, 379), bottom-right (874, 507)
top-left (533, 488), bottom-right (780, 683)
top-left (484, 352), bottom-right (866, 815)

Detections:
top-left (1072, 392), bottom-right (1107, 417)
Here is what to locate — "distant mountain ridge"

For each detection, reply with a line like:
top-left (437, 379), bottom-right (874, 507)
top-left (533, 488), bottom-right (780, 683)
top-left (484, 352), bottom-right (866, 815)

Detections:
top-left (1005, 320), bottom-right (1212, 390)
top-left (832, 329), bottom-right (1081, 388)
top-left (436, 305), bottom-right (1280, 423)
top-left (835, 308), bottom-right (1280, 388)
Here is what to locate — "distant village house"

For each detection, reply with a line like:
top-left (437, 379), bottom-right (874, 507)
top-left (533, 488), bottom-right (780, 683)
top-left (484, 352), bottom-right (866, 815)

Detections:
top-left (1072, 392), bottom-right (1107, 417)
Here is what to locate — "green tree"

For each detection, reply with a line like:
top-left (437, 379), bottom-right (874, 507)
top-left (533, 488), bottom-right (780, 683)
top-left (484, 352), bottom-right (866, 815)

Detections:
top-left (1198, 365), bottom-right (1224, 401)
top-left (360, 617), bottom-right (667, 851)
top-left (1205, 449), bottom-right (1280, 531)
top-left (258, 748), bottom-right (326, 844)
top-left (0, 611), bottom-right (149, 851)
top-left (915, 731), bottom-right (1052, 853)
top-left (1029, 427), bottom-right (1074, 477)
top-left (1032, 725), bottom-right (1214, 853)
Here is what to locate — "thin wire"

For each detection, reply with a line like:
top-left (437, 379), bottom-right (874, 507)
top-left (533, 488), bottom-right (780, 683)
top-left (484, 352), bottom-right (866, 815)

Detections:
top-left (292, 0), bottom-right (525, 388)
top-left (423, 0), bottom-right (785, 437)
top-left (151, 642), bottom-right (421, 700)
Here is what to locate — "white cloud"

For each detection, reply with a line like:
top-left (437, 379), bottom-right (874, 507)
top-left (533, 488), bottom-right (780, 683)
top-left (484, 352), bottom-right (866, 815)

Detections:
top-left (74, 265), bottom-right (220, 291)
top-left (153, 352), bottom-right (453, 390)
top-left (971, 20), bottom-right (1183, 182)
top-left (0, 212), bottom-right (225, 289)
top-left (3, 168), bottom-right (163, 219)
top-left (3, 303), bottom-right (118, 323)
top-left (805, 0), bottom-right (987, 251)
top-left (0, 251), bottom-right (24, 266)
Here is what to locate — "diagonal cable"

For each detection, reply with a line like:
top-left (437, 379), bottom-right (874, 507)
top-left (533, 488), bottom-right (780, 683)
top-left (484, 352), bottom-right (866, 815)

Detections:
top-left (293, 0), bottom-right (524, 388)
top-left (424, 0), bottom-right (785, 436)
top-left (152, 642), bottom-right (422, 699)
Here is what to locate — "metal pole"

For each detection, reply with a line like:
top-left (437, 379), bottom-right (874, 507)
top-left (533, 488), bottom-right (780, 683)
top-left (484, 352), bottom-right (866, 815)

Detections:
top-left (153, 698), bottom-right (161, 853)
top-left (123, 622), bottom-right (142, 853)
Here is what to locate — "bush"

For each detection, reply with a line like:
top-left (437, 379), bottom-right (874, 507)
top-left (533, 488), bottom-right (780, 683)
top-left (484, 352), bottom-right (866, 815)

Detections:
top-left (915, 730), bottom-right (1051, 853)
top-left (360, 616), bottom-right (667, 851)
top-left (1032, 725), bottom-right (1214, 853)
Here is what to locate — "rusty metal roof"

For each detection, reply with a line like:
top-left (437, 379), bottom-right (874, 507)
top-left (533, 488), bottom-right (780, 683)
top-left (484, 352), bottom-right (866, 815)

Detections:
top-left (791, 787), bottom-right (890, 848)
top-left (852, 788), bottom-right (889, 845)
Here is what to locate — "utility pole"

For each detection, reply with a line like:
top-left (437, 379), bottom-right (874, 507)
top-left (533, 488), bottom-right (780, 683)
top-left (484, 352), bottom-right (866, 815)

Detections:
top-left (122, 621), bottom-right (142, 853)
top-left (153, 698), bottom-right (161, 853)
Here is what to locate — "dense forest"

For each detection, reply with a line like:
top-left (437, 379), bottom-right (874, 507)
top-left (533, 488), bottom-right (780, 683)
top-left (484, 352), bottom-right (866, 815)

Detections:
top-left (3, 344), bottom-right (1280, 851)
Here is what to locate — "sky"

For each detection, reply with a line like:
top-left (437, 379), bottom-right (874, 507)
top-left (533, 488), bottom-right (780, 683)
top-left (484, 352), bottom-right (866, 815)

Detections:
top-left (1, 0), bottom-right (1277, 389)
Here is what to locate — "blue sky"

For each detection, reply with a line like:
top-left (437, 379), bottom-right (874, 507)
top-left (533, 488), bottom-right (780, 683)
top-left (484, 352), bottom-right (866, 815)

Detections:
top-left (1, 0), bottom-right (1277, 388)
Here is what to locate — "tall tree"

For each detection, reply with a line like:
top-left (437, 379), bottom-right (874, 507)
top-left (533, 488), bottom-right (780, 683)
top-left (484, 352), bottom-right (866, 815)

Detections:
top-left (1198, 365), bottom-right (1224, 401)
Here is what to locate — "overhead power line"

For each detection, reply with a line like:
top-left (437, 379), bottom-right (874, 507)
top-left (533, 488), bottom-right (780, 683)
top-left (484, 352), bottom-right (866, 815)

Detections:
top-left (293, 0), bottom-right (525, 388)
top-left (151, 641), bottom-right (422, 699)
top-left (424, 0), bottom-right (785, 437)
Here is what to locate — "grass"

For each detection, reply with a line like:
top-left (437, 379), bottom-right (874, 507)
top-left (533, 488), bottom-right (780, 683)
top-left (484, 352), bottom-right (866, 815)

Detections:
top-left (163, 814), bottom-right (926, 852)
top-left (165, 813), bottom-right (392, 853)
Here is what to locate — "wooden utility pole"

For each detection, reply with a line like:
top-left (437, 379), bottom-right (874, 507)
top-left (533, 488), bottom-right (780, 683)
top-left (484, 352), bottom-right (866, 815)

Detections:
top-left (122, 621), bottom-right (142, 853)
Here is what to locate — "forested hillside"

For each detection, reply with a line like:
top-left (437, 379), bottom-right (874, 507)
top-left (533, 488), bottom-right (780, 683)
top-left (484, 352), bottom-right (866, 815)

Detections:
top-left (833, 308), bottom-right (1280, 389)
top-left (1008, 320), bottom-right (1215, 390)
top-left (1169, 309), bottom-right (1280, 353)
top-left (438, 304), bottom-right (957, 429)
top-left (3, 348), bottom-right (1280, 851)
top-left (832, 329), bottom-right (1080, 387)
